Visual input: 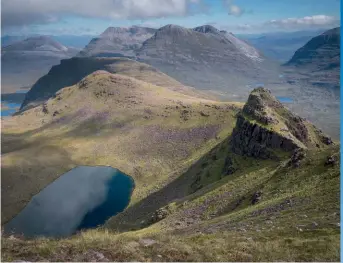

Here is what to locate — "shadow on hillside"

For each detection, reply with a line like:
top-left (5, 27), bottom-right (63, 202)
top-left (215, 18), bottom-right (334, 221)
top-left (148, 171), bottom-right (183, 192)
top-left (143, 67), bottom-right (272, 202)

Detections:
top-left (107, 136), bottom-right (231, 232)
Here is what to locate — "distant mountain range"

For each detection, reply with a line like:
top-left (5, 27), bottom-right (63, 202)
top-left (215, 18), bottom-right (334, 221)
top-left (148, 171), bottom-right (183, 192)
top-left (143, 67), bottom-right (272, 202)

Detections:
top-left (2, 36), bottom-right (79, 93)
top-left (2, 35), bottom-right (95, 49)
top-left (19, 24), bottom-right (285, 108)
top-left (239, 29), bottom-right (329, 62)
top-left (135, 24), bottom-right (279, 94)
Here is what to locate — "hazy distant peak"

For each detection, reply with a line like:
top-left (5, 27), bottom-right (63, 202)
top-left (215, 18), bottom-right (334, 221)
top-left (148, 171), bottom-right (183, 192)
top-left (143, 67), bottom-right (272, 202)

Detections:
top-left (100, 27), bottom-right (129, 36)
top-left (155, 24), bottom-right (192, 36)
top-left (100, 26), bottom-right (156, 38)
top-left (158, 24), bottom-right (188, 32)
top-left (3, 36), bottom-right (68, 52)
top-left (193, 25), bottom-right (220, 34)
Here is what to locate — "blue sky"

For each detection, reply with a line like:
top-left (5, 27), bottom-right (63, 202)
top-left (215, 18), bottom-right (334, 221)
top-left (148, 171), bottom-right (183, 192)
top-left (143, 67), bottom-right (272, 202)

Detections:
top-left (1, 0), bottom-right (341, 36)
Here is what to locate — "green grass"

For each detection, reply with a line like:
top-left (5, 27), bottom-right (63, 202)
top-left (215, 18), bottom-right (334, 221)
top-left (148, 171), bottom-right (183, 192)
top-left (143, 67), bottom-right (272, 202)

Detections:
top-left (1, 74), bottom-right (339, 262)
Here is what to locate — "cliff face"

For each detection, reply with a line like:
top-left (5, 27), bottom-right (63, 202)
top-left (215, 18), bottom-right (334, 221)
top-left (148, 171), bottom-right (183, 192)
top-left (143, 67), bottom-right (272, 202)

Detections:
top-left (230, 114), bottom-right (298, 159)
top-left (229, 87), bottom-right (333, 159)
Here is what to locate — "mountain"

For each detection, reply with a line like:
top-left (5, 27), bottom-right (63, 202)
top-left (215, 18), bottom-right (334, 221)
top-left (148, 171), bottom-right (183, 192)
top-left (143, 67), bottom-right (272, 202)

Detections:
top-left (78, 26), bottom-right (156, 57)
top-left (285, 27), bottom-right (340, 70)
top-left (283, 27), bottom-right (340, 89)
top-left (1, 36), bottom-right (79, 93)
top-left (19, 57), bottom-right (212, 111)
top-left (136, 24), bottom-right (281, 98)
top-left (2, 80), bottom-right (339, 261)
top-left (239, 29), bottom-right (328, 62)
top-left (2, 34), bottom-right (95, 49)
top-left (2, 36), bottom-right (70, 52)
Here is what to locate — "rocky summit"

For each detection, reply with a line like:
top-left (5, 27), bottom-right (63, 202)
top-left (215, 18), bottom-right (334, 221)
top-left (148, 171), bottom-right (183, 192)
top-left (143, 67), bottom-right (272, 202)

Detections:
top-left (230, 87), bottom-right (333, 159)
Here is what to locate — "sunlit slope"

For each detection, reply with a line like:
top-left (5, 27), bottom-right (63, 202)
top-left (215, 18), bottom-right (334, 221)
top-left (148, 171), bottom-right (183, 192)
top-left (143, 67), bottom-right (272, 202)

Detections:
top-left (20, 57), bottom-right (213, 110)
top-left (2, 70), bottom-right (241, 224)
top-left (2, 87), bottom-right (339, 262)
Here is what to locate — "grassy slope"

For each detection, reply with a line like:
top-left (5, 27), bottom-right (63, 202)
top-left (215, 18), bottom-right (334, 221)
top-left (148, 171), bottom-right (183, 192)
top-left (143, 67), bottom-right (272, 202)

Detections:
top-left (1, 70), bottom-right (241, 225)
top-left (1, 69), bottom-right (339, 261)
top-left (2, 144), bottom-right (339, 262)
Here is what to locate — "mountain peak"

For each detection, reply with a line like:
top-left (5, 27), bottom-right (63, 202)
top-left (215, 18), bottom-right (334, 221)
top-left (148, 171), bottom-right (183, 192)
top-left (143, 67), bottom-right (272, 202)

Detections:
top-left (193, 25), bottom-right (220, 34)
top-left (100, 27), bottom-right (129, 36)
top-left (154, 24), bottom-right (192, 37)
top-left (3, 36), bottom-right (68, 52)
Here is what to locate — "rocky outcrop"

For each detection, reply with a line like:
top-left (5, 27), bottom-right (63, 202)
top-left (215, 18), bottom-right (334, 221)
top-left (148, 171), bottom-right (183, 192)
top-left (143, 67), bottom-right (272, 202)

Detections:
top-left (288, 148), bottom-right (306, 167)
top-left (229, 87), bottom-right (332, 160)
top-left (230, 114), bottom-right (298, 159)
top-left (242, 89), bottom-right (280, 125)
top-left (150, 207), bottom-right (169, 223)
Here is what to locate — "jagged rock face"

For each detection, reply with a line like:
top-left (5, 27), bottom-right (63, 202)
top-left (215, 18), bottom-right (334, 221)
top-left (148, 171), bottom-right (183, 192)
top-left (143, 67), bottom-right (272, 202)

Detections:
top-left (230, 87), bottom-right (334, 159)
top-left (230, 115), bottom-right (298, 159)
top-left (242, 87), bottom-right (312, 145)
top-left (242, 88), bottom-right (280, 125)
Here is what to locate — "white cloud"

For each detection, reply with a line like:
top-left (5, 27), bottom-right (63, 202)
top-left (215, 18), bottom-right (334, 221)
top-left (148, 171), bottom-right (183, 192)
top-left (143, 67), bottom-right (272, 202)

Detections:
top-left (228, 5), bottom-right (244, 16)
top-left (223, 0), bottom-right (245, 16)
top-left (265, 15), bottom-right (339, 29)
top-left (1, 0), bottom-right (203, 28)
top-left (222, 15), bottom-right (340, 33)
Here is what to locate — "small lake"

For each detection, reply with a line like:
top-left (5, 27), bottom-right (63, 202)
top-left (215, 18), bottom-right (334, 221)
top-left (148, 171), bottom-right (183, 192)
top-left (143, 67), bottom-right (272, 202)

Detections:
top-left (4, 166), bottom-right (134, 238)
top-left (276, 96), bottom-right (293, 103)
top-left (1, 89), bottom-right (29, 117)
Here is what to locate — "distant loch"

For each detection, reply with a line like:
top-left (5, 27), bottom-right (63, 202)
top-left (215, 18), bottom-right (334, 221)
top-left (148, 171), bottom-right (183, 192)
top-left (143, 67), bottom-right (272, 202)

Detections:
top-left (276, 96), bottom-right (293, 103)
top-left (4, 166), bottom-right (134, 238)
top-left (1, 89), bottom-right (29, 117)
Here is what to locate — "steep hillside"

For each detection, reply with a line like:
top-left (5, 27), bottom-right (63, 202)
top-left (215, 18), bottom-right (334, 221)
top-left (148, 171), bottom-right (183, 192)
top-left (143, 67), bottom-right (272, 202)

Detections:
top-left (283, 27), bottom-right (340, 90)
top-left (1, 36), bottom-right (79, 93)
top-left (78, 26), bottom-right (156, 57)
top-left (19, 57), bottom-right (212, 110)
top-left (286, 27), bottom-right (340, 70)
top-left (2, 86), bottom-right (339, 262)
